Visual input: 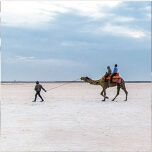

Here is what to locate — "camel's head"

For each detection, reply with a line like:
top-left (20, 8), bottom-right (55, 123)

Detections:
top-left (81, 77), bottom-right (90, 82)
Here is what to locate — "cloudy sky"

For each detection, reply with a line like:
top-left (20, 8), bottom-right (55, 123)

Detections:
top-left (1, 1), bottom-right (151, 81)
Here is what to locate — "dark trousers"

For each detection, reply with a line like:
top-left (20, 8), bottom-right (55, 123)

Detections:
top-left (34, 91), bottom-right (44, 101)
top-left (105, 74), bottom-right (109, 82)
top-left (110, 73), bottom-right (117, 83)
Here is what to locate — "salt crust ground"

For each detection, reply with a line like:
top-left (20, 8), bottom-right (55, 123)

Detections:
top-left (1, 83), bottom-right (151, 151)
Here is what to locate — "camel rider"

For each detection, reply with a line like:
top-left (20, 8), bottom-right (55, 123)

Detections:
top-left (33, 81), bottom-right (47, 102)
top-left (110, 64), bottom-right (118, 83)
top-left (104, 66), bottom-right (112, 82)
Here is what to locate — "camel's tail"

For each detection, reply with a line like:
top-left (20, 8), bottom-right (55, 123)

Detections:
top-left (121, 79), bottom-right (126, 86)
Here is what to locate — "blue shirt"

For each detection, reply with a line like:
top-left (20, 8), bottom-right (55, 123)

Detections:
top-left (113, 67), bottom-right (118, 73)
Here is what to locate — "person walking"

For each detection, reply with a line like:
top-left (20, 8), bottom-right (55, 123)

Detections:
top-left (33, 81), bottom-right (46, 102)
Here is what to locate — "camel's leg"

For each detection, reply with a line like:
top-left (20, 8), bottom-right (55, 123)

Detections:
top-left (100, 90), bottom-right (104, 97)
top-left (120, 80), bottom-right (128, 101)
top-left (100, 89), bottom-right (106, 101)
top-left (100, 89), bottom-right (108, 100)
top-left (102, 89), bottom-right (107, 101)
top-left (112, 85), bottom-right (120, 101)
top-left (120, 86), bottom-right (128, 101)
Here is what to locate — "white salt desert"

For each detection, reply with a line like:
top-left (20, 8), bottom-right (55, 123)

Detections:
top-left (1, 82), bottom-right (151, 151)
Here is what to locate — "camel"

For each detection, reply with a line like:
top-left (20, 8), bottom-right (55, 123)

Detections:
top-left (81, 76), bottom-right (128, 101)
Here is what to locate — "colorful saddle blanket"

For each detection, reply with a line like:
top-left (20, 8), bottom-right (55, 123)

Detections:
top-left (102, 73), bottom-right (122, 83)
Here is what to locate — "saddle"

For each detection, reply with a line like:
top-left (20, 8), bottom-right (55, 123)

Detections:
top-left (102, 73), bottom-right (122, 83)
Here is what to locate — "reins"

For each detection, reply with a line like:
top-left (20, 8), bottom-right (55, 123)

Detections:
top-left (47, 78), bottom-right (80, 91)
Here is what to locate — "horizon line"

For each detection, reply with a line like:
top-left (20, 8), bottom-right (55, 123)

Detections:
top-left (1, 81), bottom-right (151, 83)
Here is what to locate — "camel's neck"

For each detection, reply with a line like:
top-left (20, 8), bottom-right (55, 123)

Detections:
top-left (86, 78), bottom-right (100, 85)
